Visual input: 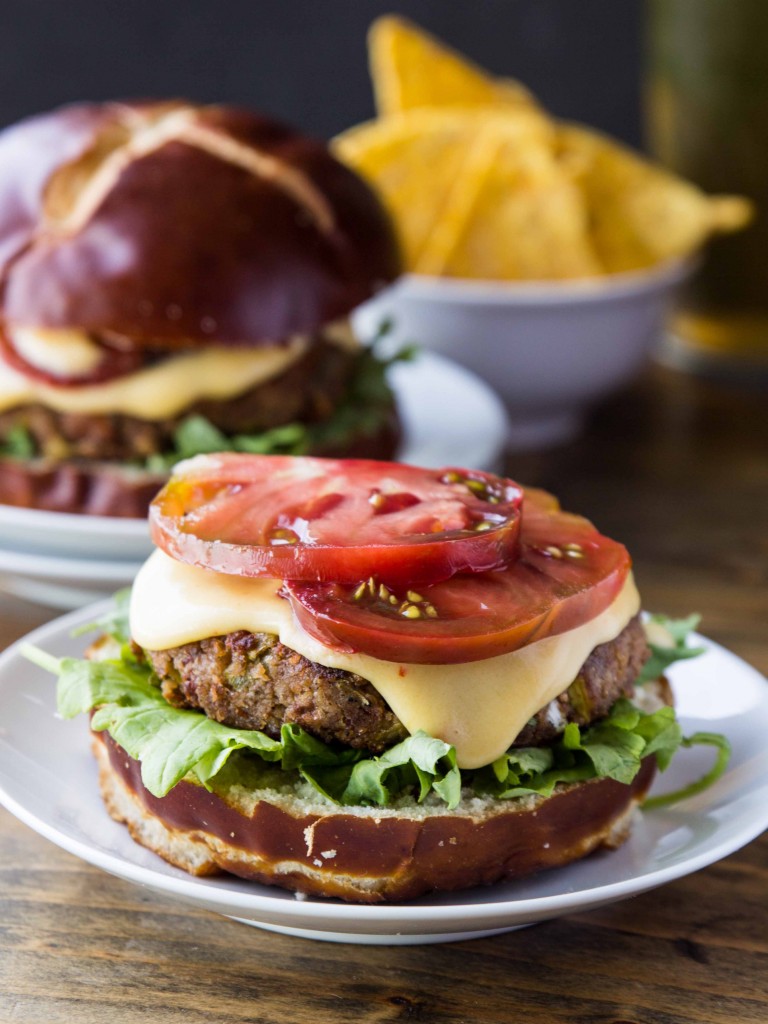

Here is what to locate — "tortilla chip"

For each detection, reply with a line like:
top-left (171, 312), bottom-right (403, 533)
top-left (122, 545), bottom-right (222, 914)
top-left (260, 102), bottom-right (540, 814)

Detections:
top-left (335, 108), bottom-right (550, 272)
top-left (334, 110), bottom-right (483, 269)
top-left (558, 124), bottom-right (754, 272)
top-left (413, 111), bottom-right (556, 276)
top-left (368, 15), bottom-right (538, 116)
top-left (425, 126), bottom-right (601, 280)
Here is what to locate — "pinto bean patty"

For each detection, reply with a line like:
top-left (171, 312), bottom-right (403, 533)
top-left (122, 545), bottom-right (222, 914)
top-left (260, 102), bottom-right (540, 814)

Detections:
top-left (146, 616), bottom-right (649, 754)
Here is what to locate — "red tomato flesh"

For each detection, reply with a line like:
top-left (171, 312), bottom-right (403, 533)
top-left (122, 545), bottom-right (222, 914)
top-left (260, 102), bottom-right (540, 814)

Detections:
top-left (149, 453), bottom-right (524, 586)
top-left (283, 488), bottom-right (632, 664)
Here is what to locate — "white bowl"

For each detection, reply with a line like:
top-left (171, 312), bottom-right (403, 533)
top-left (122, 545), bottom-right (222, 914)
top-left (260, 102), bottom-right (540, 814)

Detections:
top-left (354, 260), bottom-right (690, 449)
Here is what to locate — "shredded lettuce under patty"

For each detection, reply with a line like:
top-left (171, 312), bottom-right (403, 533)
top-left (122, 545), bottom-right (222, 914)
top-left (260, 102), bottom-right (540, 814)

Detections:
top-left (23, 611), bottom-right (728, 812)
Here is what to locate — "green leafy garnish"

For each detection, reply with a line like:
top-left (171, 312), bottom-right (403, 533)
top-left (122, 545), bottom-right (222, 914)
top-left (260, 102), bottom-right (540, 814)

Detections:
top-left (474, 699), bottom-right (683, 799)
top-left (0, 423), bottom-right (36, 459)
top-left (638, 613), bottom-right (706, 684)
top-left (172, 416), bottom-right (231, 460)
top-left (339, 732), bottom-right (460, 808)
top-left (232, 423), bottom-right (307, 455)
top-left (642, 732), bottom-right (731, 809)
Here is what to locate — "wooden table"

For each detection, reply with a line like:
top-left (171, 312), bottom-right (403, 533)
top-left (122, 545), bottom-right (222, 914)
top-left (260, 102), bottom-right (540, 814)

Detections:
top-left (1, 365), bottom-right (767, 1024)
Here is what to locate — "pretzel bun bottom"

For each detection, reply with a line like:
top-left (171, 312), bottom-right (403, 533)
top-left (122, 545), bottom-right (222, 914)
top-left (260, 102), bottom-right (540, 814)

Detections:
top-left (0, 457), bottom-right (167, 517)
top-left (93, 730), bottom-right (657, 903)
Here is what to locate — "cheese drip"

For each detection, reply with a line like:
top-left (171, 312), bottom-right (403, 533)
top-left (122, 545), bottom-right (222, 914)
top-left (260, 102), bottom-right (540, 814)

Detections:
top-left (130, 550), bottom-right (641, 770)
top-left (0, 329), bottom-right (311, 419)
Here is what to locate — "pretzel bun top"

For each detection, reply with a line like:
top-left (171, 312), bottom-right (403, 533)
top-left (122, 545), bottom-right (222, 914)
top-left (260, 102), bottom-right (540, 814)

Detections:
top-left (0, 101), bottom-right (400, 348)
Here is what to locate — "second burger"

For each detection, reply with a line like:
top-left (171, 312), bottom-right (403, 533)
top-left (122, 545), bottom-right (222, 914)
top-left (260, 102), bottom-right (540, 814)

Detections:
top-left (0, 100), bottom-right (402, 516)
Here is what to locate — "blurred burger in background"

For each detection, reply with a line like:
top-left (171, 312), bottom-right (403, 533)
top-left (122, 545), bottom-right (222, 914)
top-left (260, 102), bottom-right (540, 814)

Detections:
top-left (0, 100), bottom-right (402, 516)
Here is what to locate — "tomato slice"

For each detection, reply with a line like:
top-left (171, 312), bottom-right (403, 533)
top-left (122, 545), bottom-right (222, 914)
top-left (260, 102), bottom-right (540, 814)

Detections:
top-left (149, 453), bottom-right (524, 585)
top-left (0, 326), bottom-right (146, 387)
top-left (282, 488), bottom-right (632, 663)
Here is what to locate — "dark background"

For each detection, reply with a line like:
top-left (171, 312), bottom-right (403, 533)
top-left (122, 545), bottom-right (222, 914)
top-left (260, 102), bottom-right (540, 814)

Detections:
top-left (0, 0), bottom-right (644, 146)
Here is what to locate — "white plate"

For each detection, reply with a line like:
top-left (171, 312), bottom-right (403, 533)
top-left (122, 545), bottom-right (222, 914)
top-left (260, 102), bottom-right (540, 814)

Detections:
top-left (389, 350), bottom-right (508, 473)
top-left (0, 351), bottom-right (508, 568)
top-left (0, 503), bottom-right (151, 562)
top-left (0, 548), bottom-right (142, 609)
top-left (0, 604), bottom-right (766, 944)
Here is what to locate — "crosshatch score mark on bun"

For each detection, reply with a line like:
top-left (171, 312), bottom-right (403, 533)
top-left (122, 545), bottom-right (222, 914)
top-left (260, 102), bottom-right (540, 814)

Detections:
top-left (43, 103), bottom-right (337, 238)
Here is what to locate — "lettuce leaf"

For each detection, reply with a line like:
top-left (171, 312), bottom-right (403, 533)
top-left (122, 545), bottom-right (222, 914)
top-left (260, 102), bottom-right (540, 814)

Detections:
top-left (642, 732), bottom-right (731, 809)
top-left (638, 613), bottom-right (706, 685)
top-left (474, 699), bottom-right (683, 799)
top-left (0, 423), bottom-right (36, 459)
top-left (338, 733), bottom-right (460, 808)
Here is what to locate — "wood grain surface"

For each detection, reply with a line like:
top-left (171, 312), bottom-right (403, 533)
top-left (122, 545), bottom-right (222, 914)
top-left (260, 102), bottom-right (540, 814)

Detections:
top-left (1, 364), bottom-right (767, 1024)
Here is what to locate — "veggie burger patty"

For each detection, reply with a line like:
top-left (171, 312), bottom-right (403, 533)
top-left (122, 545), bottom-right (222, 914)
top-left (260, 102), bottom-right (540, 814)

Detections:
top-left (145, 615), bottom-right (649, 753)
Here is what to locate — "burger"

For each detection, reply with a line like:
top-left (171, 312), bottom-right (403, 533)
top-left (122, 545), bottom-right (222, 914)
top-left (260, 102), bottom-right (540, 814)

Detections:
top-left (0, 101), bottom-right (401, 517)
top-left (31, 454), bottom-right (726, 902)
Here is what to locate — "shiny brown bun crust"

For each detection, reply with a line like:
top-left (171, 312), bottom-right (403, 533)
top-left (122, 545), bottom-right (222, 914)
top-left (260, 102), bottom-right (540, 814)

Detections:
top-left (0, 457), bottom-right (166, 517)
top-left (0, 101), bottom-right (400, 347)
top-left (93, 730), bottom-right (657, 903)
top-left (0, 412), bottom-right (400, 517)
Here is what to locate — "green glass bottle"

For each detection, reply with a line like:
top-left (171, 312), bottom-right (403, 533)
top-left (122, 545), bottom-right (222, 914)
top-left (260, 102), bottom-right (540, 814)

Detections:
top-left (647, 0), bottom-right (768, 375)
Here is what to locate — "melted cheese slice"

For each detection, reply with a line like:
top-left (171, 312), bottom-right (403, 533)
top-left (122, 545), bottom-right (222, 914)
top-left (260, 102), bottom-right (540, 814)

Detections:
top-left (130, 550), bottom-right (640, 770)
top-left (0, 330), bottom-right (309, 419)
